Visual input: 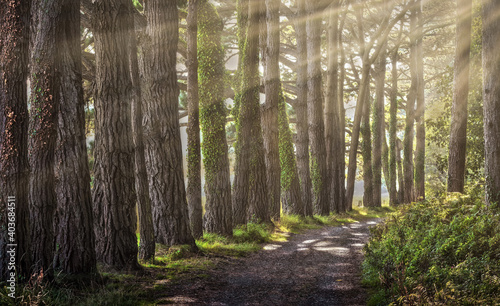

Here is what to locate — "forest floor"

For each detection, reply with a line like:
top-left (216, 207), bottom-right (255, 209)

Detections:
top-left (152, 218), bottom-right (381, 305)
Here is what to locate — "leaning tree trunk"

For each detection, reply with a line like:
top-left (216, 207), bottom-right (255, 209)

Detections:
top-left (294, 0), bottom-right (313, 216)
top-left (92, 0), bottom-right (139, 270)
top-left (448, 0), bottom-right (472, 193)
top-left (262, 0), bottom-right (281, 221)
top-left (0, 0), bottom-right (31, 279)
top-left (142, 0), bottom-right (196, 247)
top-left (481, 0), bottom-right (500, 209)
top-left (306, 0), bottom-right (329, 216)
top-left (53, 0), bottom-right (96, 274)
top-left (414, 0), bottom-right (425, 201)
top-left (29, 0), bottom-right (60, 276)
top-left (198, 0), bottom-right (233, 236)
top-left (278, 90), bottom-right (304, 216)
top-left (372, 48), bottom-right (387, 208)
top-left (389, 50), bottom-right (399, 205)
top-left (186, 0), bottom-right (203, 239)
top-left (326, 0), bottom-right (342, 213)
top-left (130, 6), bottom-right (155, 260)
top-left (233, 0), bottom-right (270, 224)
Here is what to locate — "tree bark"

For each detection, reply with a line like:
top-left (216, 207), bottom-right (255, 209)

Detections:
top-left (142, 0), bottom-right (196, 247)
top-left (389, 50), bottom-right (399, 205)
top-left (199, 0), bottom-right (233, 236)
top-left (306, 0), bottom-right (329, 216)
top-left (92, 0), bottom-right (139, 270)
top-left (396, 138), bottom-right (405, 204)
top-left (295, 0), bottom-right (313, 216)
top-left (262, 0), bottom-right (281, 221)
top-left (448, 0), bottom-right (472, 193)
top-left (414, 0), bottom-right (425, 200)
top-left (481, 0), bottom-right (500, 209)
top-left (130, 6), bottom-right (155, 260)
top-left (186, 0), bottom-right (203, 239)
top-left (361, 93), bottom-right (374, 208)
top-left (326, 0), bottom-right (342, 213)
top-left (29, 0), bottom-right (60, 276)
top-left (53, 0), bottom-right (97, 274)
top-left (0, 0), bottom-right (31, 279)
top-left (338, 15), bottom-right (347, 213)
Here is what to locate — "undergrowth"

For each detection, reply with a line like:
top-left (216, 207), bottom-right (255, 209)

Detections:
top-left (362, 193), bottom-right (500, 305)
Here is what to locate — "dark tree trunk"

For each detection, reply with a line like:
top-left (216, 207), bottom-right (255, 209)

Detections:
top-left (186, 0), bottom-right (203, 239)
top-left (382, 133), bottom-right (391, 203)
top-left (53, 0), bottom-right (96, 274)
top-left (396, 138), bottom-right (405, 204)
top-left (403, 1), bottom-right (417, 204)
top-left (0, 0), bottom-right (31, 279)
top-left (233, 0), bottom-right (270, 224)
top-left (326, 0), bottom-right (342, 213)
top-left (278, 90), bottom-right (304, 216)
top-left (389, 50), bottom-right (399, 205)
top-left (306, 0), bottom-right (329, 216)
top-left (361, 94), bottom-right (374, 208)
top-left (414, 0), bottom-right (425, 201)
top-left (481, 0), bottom-right (500, 209)
top-left (372, 49), bottom-right (387, 208)
top-left (29, 0), bottom-right (60, 276)
top-left (262, 0), bottom-right (281, 221)
top-left (338, 17), bottom-right (347, 213)
top-left (198, 0), bottom-right (232, 236)
top-left (448, 0), bottom-right (472, 193)
top-left (130, 8), bottom-right (155, 260)
top-left (92, 0), bottom-right (139, 270)
top-left (142, 0), bottom-right (196, 247)
top-left (294, 0), bottom-right (313, 216)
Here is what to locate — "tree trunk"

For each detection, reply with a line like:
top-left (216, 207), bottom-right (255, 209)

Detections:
top-left (448, 0), bottom-right (472, 193)
top-left (396, 138), bottom-right (405, 204)
top-left (186, 0), bottom-right (203, 239)
top-left (372, 49), bottom-right (387, 208)
top-left (29, 0), bottom-right (60, 276)
top-left (326, 0), bottom-right (342, 213)
top-left (481, 0), bottom-right (500, 209)
top-left (414, 0), bottom-right (425, 200)
top-left (130, 7), bottom-right (155, 260)
top-left (0, 0), bottom-right (32, 279)
top-left (142, 0), bottom-right (196, 247)
top-left (279, 91), bottom-right (304, 216)
top-left (199, 0), bottom-right (233, 236)
top-left (361, 94), bottom-right (374, 208)
top-left (233, 0), bottom-right (270, 224)
top-left (338, 17), bottom-right (347, 213)
top-left (294, 0), bottom-right (313, 216)
top-left (92, 0), bottom-right (139, 270)
top-left (403, 1), bottom-right (417, 204)
top-left (53, 0), bottom-right (97, 274)
top-left (262, 0), bottom-right (281, 221)
top-left (306, 0), bottom-right (329, 216)
top-left (389, 50), bottom-right (399, 205)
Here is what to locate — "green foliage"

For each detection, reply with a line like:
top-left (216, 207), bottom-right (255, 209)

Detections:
top-left (363, 194), bottom-right (500, 305)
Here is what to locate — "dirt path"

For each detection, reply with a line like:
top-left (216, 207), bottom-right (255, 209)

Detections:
top-left (159, 218), bottom-right (381, 305)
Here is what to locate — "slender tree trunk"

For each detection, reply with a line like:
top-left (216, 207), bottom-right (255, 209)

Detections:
top-left (0, 0), bottom-right (31, 279)
top-left (389, 50), bottom-right (399, 205)
top-left (382, 133), bottom-right (390, 203)
top-left (278, 91), bottom-right (304, 216)
top-left (187, 0), bottom-right (203, 239)
top-left (448, 0), bottom-right (472, 193)
top-left (29, 0), bottom-right (60, 276)
top-left (130, 7), bottom-right (155, 260)
top-left (326, 0), bottom-right (341, 213)
top-left (142, 0), bottom-right (196, 247)
top-left (263, 0), bottom-right (281, 221)
top-left (396, 138), bottom-right (405, 204)
top-left (403, 0), bottom-right (417, 203)
top-left (481, 0), bottom-right (500, 209)
top-left (338, 16), bottom-right (347, 213)
top-left (306, 0), bottom-right (329, 216)
top-left (199, 0), bottom-right (233, 236)
top-left (372, 48), bottom-right (387, 208)
top-left (414, 0), bottom-right (425, 200)
top-left (92, 0), bottom-right (140, 270)
top-left (53, 0), bottom-right (97, 273)
top-left (233, 0), bottom-right (270, 224)
top-left (295, 0), bottom-right (313, 216)
top-left (361, 94), bottom-right (374, 208)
